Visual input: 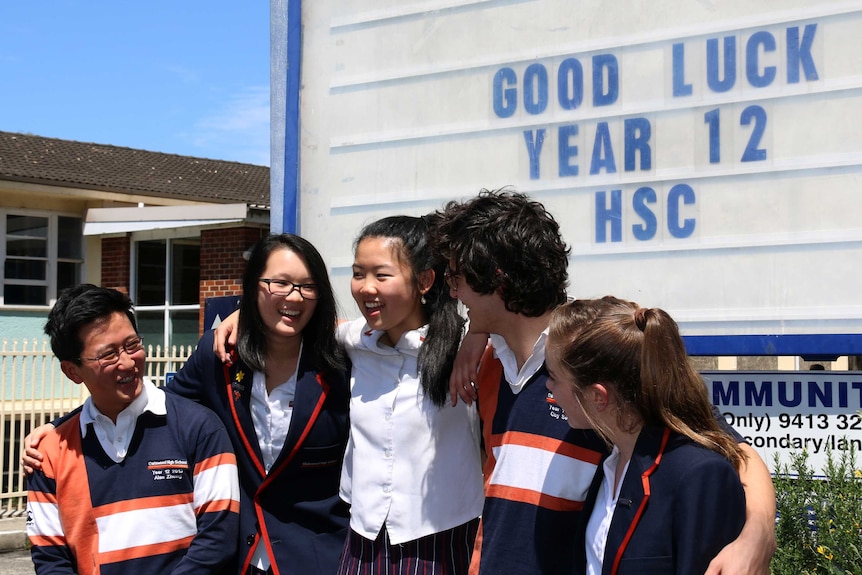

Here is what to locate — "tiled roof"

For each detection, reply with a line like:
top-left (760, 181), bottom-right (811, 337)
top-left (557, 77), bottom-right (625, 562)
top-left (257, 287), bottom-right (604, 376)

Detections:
top-left (0, 131), bottom-right (269, 207)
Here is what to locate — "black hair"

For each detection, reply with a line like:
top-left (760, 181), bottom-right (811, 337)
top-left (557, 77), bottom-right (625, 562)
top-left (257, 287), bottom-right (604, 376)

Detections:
top-left (430, 188), bottom-right (569, 316)
top-left (237, 234), bottom-right (345, 375)
top-left (44, 284), bottom-right (138, 363)
top-left (355, 215), bottom-right (465, 407)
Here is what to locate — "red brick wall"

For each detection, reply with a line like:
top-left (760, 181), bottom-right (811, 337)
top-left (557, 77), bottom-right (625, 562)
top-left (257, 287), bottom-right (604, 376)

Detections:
top-left (199, 227), bottom-right (267, 333)
top-left (98, 228), bottom-right (267, 335)
top-left (101, 236), bottom-right (131, 293)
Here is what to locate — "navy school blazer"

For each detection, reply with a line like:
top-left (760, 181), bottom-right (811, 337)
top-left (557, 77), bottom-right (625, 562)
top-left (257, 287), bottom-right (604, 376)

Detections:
top-left (574, 426), bottom-right (746, 575)
top-left (168, 330), bottom-right (350, 575)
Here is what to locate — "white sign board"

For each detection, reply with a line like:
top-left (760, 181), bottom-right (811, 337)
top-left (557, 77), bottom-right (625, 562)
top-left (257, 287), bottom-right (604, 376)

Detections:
top-left (704, 370), bottom-right (862, 474)
top-left (285, 1), bottom-right (862, 350)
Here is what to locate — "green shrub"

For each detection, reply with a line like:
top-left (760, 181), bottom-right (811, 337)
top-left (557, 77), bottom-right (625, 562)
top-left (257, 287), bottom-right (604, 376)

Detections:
top-left (772, 444), bottom-right (861, 575)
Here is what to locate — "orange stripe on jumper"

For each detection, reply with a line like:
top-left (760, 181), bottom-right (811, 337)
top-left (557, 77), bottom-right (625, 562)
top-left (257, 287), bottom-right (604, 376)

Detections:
top-left (194, 452), bottom-right (237, 475)
top-left (98, 535), bottom-right (194, 565)
top-left (491, 431), bottom-right (604, 464)
top-left (485, 484), bottom-right (585, 512)
top-left (26, 490), bottom-right (58, 505)
top-left (93, 493), bottom-right (193, 518)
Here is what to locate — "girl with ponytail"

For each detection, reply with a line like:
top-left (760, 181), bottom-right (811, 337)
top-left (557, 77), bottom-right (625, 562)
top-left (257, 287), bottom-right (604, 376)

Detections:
top-left (545, 296), bottom-right (747, 575)
top-left (336, 214), bottom-right (483, 574)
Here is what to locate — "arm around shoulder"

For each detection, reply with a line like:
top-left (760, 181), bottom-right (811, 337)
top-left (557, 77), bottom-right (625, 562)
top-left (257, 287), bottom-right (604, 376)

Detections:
top-left (27, 438), bottom-right (78, 574)
top-left (705, 443), bottom-right (776, 575)
top-left (673, 451), bottom-right (748, 575)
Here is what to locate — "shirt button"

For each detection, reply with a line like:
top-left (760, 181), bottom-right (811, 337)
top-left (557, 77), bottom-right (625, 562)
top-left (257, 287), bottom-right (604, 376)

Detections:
top-left (246, 535), bottom-right (256, 546)
top-left (383, 485), bottom-right (392, 493)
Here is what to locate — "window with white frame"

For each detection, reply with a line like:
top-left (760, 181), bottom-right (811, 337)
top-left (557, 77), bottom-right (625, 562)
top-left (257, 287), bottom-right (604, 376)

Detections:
top-left (1, 211), bottom-right (83, 306)
top-left (132, 236), bottom-right (201, 350)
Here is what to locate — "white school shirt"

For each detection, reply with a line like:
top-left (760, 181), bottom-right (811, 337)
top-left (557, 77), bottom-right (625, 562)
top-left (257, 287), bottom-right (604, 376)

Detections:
top-left (248, 347), bottom-right (300, 571)
top-left (586, 446), bottom-right (630, 575)
top-left (489, 329), bottom-right (549, 394)
top-left (250, 365), bottom-right (297, 473)
top-left (337, 317), bottom-right (484, 544)
top-left (80, 378), bottom-right (165, 463)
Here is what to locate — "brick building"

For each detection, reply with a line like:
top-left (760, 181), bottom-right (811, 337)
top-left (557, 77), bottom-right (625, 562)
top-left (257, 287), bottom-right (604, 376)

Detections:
top-left (0, 130), bottom-right (269, 348)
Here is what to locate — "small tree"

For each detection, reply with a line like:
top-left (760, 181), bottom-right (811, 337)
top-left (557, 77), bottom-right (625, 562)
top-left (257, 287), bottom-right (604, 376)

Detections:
top-left (772, 444), bottom-right (862, 575)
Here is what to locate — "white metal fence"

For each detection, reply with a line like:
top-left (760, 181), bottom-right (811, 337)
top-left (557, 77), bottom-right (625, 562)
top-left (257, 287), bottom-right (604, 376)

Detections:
top-left (0, 339), bottom-right (193, 515)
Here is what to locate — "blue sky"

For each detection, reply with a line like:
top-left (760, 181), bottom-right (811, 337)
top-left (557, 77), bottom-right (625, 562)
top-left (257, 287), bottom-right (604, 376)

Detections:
top-left (0, 2), bottom-right (270, 165)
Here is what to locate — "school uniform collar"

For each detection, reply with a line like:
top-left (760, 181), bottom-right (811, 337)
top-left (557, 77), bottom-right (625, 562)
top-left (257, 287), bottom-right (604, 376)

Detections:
top-left (80, 378), bottom-right (165, 437)
top-left (489, 329), bottom-right (548, 394)
top-left (359, 324), bottom-right (428, 356)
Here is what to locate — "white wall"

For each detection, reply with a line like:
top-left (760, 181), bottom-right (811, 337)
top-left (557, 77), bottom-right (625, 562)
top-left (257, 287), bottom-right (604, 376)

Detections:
top-left (291, 1), bottom-right (862, 335)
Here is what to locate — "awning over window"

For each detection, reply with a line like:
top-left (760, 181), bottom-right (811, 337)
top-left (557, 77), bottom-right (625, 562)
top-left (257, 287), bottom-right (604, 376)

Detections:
top-left (83, 203), bottom-right (253, 235)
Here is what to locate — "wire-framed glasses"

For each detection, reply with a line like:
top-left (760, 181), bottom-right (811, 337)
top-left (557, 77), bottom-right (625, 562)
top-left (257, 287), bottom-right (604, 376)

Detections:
top-left (80, 337), bottom-right (145, 366)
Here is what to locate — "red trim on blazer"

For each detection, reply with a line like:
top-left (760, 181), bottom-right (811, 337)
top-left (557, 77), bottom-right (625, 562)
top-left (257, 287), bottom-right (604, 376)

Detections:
top-left (224, 353), bottom-right (266, 478)
top-left (609, 427), bottom-right (671, 575)
top-left (254, 371), bottom-right (331, 575)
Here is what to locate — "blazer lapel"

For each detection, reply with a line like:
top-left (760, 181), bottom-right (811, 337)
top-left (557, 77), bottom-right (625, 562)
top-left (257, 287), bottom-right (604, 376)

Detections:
top-left (224, 358), bottom-right (266, 477)
top-left (602, 427), bottom-right (670, 574)
top-left (266, 356), bottom-right (328, 476)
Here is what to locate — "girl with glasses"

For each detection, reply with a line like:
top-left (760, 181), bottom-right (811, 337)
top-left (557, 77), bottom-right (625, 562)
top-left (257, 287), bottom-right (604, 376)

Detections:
top-left (25, 234), bottom-right (351, 575)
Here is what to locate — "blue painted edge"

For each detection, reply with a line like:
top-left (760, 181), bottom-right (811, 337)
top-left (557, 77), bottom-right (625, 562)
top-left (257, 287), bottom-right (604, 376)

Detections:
top-left (269, 0), bottom-right (286, 233)
top-left (683, 334), bottom-right (862, 358)
top-left (281, 0), bottom-right (301, 234)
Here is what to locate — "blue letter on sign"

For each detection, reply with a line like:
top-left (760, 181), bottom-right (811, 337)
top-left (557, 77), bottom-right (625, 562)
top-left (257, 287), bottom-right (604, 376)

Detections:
top-left (523, 63), bottom-right (549, 115)
top-left (624, 118), bottom-right (651, 172)
top-left (632, 187), bottom-right (657, 240)
top-left (558, 58), bottom-right (584, 110)
top-left (667, 183), bottom-right (696, 238)
top-left (524, 129), bottom-right (546, 180)
top-left (595, 190), bottom-right (622, 243)
top-left (713, 381), bottom-right (740, 406)
top-left (707, 36), bottom-right (737, 93)
top-left (746, 31), bottom-right (776, 88)
top-left (672, 43), bottom-right (693, 97)
top-left (787, 24), bottom-right (819, 83)
top-left (558, 125), bottom-right (579, 177)
top-left (592, 54), bottom-right (619, 107)
top-left (590, 122), bottom-right (616, 175)
top-left (493, 67), bottom-right (517, 118)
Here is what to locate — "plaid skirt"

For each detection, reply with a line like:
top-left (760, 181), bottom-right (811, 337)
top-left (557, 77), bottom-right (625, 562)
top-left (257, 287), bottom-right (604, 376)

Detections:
top-left (336, 518), bottom-right (479, 575)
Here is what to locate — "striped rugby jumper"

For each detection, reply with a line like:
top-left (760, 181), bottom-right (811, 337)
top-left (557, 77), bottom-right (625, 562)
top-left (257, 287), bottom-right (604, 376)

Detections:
top-left (27, 392), bottom-right (240, 575)
top-left (470, 347), bottom-right (607, 575)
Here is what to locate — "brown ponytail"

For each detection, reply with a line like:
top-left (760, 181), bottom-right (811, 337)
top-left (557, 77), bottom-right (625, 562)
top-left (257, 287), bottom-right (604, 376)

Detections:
top-left (548, 297), bottom-right (746, 470)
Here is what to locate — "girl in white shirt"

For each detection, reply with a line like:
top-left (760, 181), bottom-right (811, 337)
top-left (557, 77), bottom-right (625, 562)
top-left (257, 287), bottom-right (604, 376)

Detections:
top-left (336, 215), bottom-right (484, 575)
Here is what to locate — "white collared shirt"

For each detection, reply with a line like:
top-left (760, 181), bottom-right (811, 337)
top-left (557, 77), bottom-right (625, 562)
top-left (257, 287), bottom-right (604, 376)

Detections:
top-left (337, 318), bottom-right (484, 544)
top-left (248, 343), bottom-right (300, 571)
top-left (586, 446), bottom-right (630, 575)
top-left (80, 378), bottom-right (166, 463)
top-left (250, 364), bottom-right (297, 474)
top-left (489, 329), bottom-right (549, 394)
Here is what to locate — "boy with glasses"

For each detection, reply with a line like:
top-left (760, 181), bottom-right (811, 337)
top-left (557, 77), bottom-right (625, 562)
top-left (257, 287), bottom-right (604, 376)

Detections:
top-left (26, 284), bottom-right (240, 575)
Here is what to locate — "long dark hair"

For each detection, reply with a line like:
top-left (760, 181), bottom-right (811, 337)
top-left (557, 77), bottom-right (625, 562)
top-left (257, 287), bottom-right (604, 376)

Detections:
top-left (237, 234), bottom-right (345, 375)
top-left (356, 215), bottom-right (464, 407)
